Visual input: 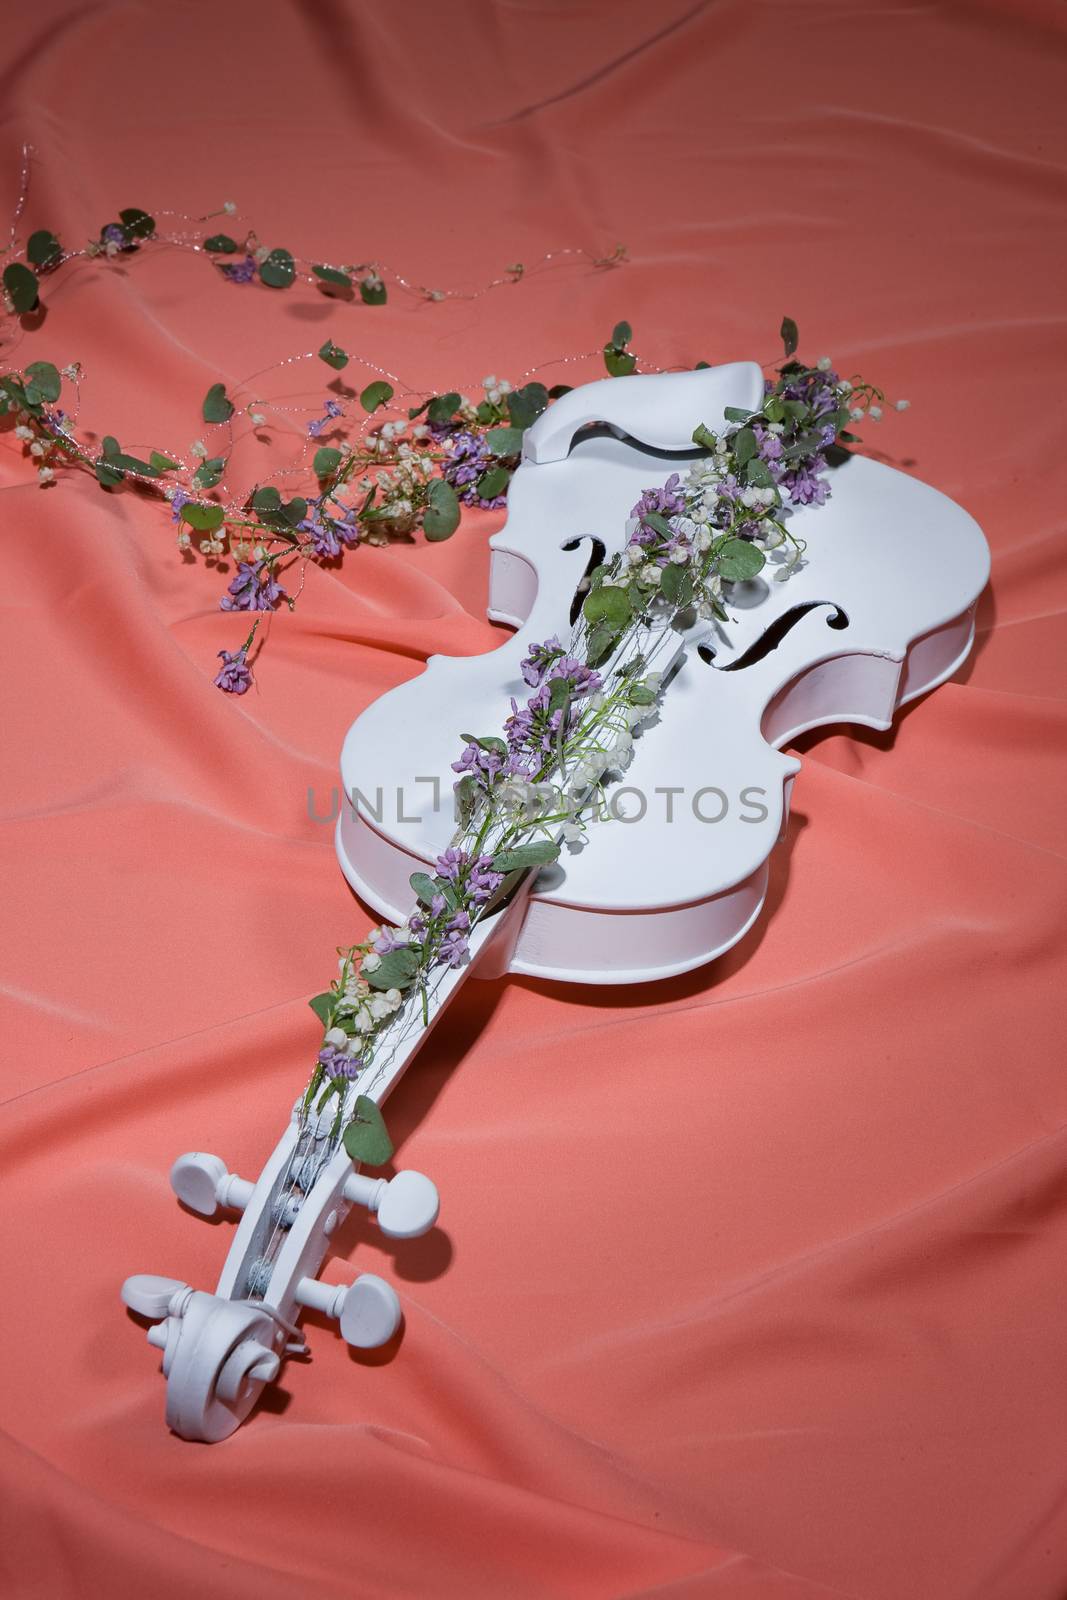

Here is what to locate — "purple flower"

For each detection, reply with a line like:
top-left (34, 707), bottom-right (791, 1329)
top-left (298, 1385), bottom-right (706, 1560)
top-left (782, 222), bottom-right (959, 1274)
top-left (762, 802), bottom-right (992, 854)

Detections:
top-left (373, 926), bottom-right (410, 954)
top-left (220, 560), bottom-right (286, 612)
top-left (300, 506), bottom-right (343, 559)
top-left (631, 472), bottom-right (685, 522)
top-left (222, 255), bottom-right (257, 284)
top-left (467, 855), bottom-right (504, 904)
top-left (434, 847), bottom-right (467, 882)
top-left (102, 223), bottom-right (125, 246)
top-left (451, 740), bottom-right (504, 783)
top-left (318, 1044), bottom-right (361, 1080)
top-left (170, 487), bottom-right (191, 524)
top-left (443, 430), bottom-right (508, 509)
top-left (520, 637), bottom-right (563, 687)
top-left (307, 399), bottom-right (344, 438)
top-left (438, 928), bottom-right (470, 968)
top-left (782, 463), bottom-right (829, 507)
top-left (213, 647), bottom-right (253, 695)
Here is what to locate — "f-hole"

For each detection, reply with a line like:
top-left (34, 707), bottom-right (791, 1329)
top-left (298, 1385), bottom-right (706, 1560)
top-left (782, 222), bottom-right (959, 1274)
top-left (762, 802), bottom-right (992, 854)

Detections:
top-left (697, 602), bottom-right (849, 671)
top-left (561, 535), bottom-right (607, 624)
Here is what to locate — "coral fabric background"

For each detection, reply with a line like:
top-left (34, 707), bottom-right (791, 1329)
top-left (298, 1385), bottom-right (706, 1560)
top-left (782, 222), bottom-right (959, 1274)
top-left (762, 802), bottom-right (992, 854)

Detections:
top-left (1, 2), bottom-right (1065, 1596)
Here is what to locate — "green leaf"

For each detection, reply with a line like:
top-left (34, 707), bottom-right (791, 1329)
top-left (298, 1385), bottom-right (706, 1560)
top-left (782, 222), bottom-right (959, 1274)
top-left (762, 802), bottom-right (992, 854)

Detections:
top-left (193, 456), bottom-right (225, 490)
top-left (585, 618), bottom-right (617, 667)
top-left (149, 450), bottom-right (180, 472)
top-left (547, 383), bottom-right (573, 399)
top-left (732, 427), bottom-right (757, 466)
top-left (180, 503), bottom-right (225, 532)
top-left (745, 457), bottom-right (774, 488)
top-left (641, 510), bottom-right (674, 538)
top-left (691, 422), bottom-right (717, 451)
top-left (723, 406), bottom-right (753, 423)
top-left (460, 733), bottom-right (507, 757)
top-left (426, 392), bottom-right (461, 426)
top-left (486, 426), bottom-right (523, 456)
top-left (3, 262), bottom-right (38, 313)
top-left (313, 446), bottom-right (342, 478)
top-left (27, 230), bottom-right (61, 268)
top-left (95, 460), bottom-right (124, 488)
top-left (659, 563), bottom-right (693, 606)
top-left (313, 263), bottom-right (352, 290)
top-left (309, 991), bottom-right (335, 1027)
top-left (259, 248), bottom-right (295, 289)
top-left (359, 380), bottom-right (394, 413)
top-left (342, 1096), bottom-right (394, 1167)
top-left (251, 486), bottom-right (281, 512)
top-left (506, 382), bottom-right (548, 431)
top-left (628, 684), bottom-right (656, 706)
top-left (476, 466), bottom-right (509, 499)
top-left (204, 233), bottom-right (239, 254)
top-left (583, 583), bottom-right (631, 631)
top-left (611, 320), bottom-right (632, 347)
top-left (23, 361), bottom-right (61, 405)
top-left (359, 276), bottom-right (387, 306)
top-left (604, 347), bottom-right (637, 377)
top-left (409, 872), bottom-right (440, 908)
top-left (202, 383), bottom-right (234, 424)
top-left (318, 339), bottom-right (349, 371)
top-left (423, 478), bottom-right (460, 541)
top-left (454, 774), bottom-right (478, 827)
top-left (491, 840), bottom-right (560, 873)
top-left (780, 316), bottom-right (799, 358)
top-left (718, 537), bottom-right (766, 582)
top-left (365, 947), bottom-right (420, 991)
top-left (281, 496), bottom-right (307, 527)
top-left (119, 207), bottom-right (155, 241)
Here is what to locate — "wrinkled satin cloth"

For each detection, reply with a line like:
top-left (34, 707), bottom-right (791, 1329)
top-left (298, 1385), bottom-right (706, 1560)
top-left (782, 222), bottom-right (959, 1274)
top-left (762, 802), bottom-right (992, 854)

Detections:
top-left (1, 3), bottom-right (1065, 1597)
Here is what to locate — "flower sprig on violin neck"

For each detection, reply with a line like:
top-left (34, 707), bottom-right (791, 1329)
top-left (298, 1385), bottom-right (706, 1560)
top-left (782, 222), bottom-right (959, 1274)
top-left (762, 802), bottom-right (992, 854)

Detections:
top-left (302, 324), bottom-right (895, 1160)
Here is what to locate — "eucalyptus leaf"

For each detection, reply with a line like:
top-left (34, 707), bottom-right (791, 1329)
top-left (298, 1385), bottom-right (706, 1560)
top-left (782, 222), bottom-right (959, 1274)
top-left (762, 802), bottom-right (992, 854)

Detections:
top-left (193, 456), bottom-right (225, 490)
top-left (506, 382), bottom-right (548, 431)
top-left (486, 426), bottom-right (523, 457)
top-left (3, 262), bottom-right (38, 313)
top-left (360, 380), bottom-right (394, 413)
top-left (313, 446), bottom-right (342, 478)
top-left (204, 233), bottom-right (239, 254)
top-left (583, 584), bottom-right (631, 631)
top-left (359, 277), bottom-right (387, 305)
top-left (426, 392), bottom-right (461, 425)
top-left (27, 230), bottom-right (61, 268)
top-left (780, 316), bottom-right (799, 358)
top-left (202, 383), bottom-right (234, 424)
top-left (476, 466), bottom-right (509, 499)
top-left (365, 947), bottom-right (420, 991)
top-left (718, 537), bottom-right (766, 582)
top-left (308, 991), bottom-right (334, 1027)
top-left (343, 1096), bottom-right (395, 1166)
top-left (604, 347), bottom-right (637, 377)
top-left (23, 361), bottom-right (61, 404)
top-left (641, 510), bottom-right (674, 538)
top-left (318, 339), bottom-right (349, 371)
top-left (491, 840), bottom-right (560, 872)
top-left (409, 872), bottom-right (440, 908)
top-left (611, 320), bottom-right (632, 347)
top-left (313, 263), bottom-right (352, 289)
top-left (259, 248), bottom-right (295, 289)
top-left (149, 450), bottom-right (180, 472)
top-left (745, 457), bottom-right (774, 487)
top-left (180, 503), bottom-right (226, 532)
top-left (659, 563), bottom-right (693, 606)
top-left (423, 478), bottom-right (460, 541)
top-left (691, 422), bottom-right (717, 450)
top-left (119, 208), bottom-right (155, 241)
top-left (723, 406), bottom-right (753, 423)
top-left (585, 618), bottom-right (617, 666)
top-left (733, 428), bottom-right (757, 466)
top-left (628, 684), bottom-right (656, 705)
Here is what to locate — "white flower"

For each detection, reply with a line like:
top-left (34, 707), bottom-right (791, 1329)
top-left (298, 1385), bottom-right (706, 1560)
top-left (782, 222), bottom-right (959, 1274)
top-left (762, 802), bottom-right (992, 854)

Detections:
top-left (645, 671), bottom-right (663, 690)
top-left (839, 379), bottom-right (853, 394)
top-left (368, 995), bottom-right (393, 1022)
top-left (766, 421), bottom-right (785, 436)
top-left (250, 411), bottom-right (266, 427)
top-left (14, 424), bottom-right (33, 441)
top-left (324, 1026), bottom-right (347, 1048)
top-left (361, 950), bottom-right (381, 972)
top-left (757, 487), bottom-right (776, 507)
top-left (624, 543), bottom-right (644, 565)
top-left (849, 407), bottom-right (864, 422)
top-left (176, 529), bottom-right (191, 550)
top-left (37, 466), bottom-right (55, 484)
top-left (190, 439), bottom-right (207, 458)
top-left (587, 690), bottom-right (606, 711)
top-left (254, 244), bottom-right (270, 263)
top-left (223, 200), bottom-right (237, 215)
top-left (741, 486), bottom-right (761, 508)
top-left (869, 405), bottom-right (882, 421)
top-left (817, 355), bottom-right (832, 371)
top-left (895, 399), bottom-right (910, 411)
top-left (639, 563), bottom-right (661, 587)
top-left (29, 440), bottom-right (45, 457)
top-left (561, 821), bottom-right (584, 844)
top-left (384, 988), bottom-right (402, 1009)
top-left (61, 364), bottom-right (80, 381)
top-left (669, 544), bottom-right (690, 564)
top-left (694, 526), bottom-right (712, 552)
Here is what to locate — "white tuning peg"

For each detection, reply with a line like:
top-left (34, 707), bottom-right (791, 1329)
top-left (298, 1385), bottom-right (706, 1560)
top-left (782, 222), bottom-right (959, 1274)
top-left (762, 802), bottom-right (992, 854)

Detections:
top-left (215, 1339), bottom-right (282, 1403)
top-left (170, 1152), bottom-right (255, 1218)
top-left (121, 1274), bottom-right (191, 1320)
top-left (294, 1272), bottom-right (402, 1349)
top-left (343, 1169), bottom-right (440, 1240)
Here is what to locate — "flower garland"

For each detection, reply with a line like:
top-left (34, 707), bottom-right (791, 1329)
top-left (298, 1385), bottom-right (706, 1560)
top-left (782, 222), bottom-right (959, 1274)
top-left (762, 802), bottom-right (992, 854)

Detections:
top-left (304, 322), bottom-right (899, 1166)
top-left (0, 165), bottom-right (631, 690)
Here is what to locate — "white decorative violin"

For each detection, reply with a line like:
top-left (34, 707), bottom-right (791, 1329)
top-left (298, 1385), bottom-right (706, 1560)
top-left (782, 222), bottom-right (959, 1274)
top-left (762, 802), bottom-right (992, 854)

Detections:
top-left (122, 353), bottom-right (989, 1441)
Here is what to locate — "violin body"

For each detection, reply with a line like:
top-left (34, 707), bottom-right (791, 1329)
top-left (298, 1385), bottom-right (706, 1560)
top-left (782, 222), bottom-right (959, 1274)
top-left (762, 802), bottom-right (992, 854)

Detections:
top-left (123, 361), bottom-right (989, 1441)
top-left (338, 363), bottom-right (990, 983)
